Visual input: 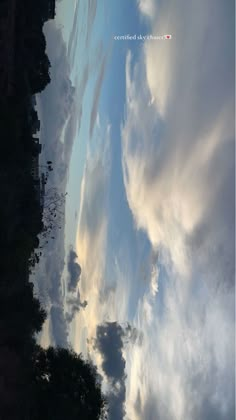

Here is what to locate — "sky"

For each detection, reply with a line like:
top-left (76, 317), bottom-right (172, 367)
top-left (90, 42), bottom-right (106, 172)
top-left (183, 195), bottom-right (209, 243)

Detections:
top-left (37, 1), bottom-right (235, 419)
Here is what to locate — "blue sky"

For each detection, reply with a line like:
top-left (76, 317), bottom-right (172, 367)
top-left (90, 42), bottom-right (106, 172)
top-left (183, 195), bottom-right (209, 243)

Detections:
top-left (41, 1), bottom-right (235, 419)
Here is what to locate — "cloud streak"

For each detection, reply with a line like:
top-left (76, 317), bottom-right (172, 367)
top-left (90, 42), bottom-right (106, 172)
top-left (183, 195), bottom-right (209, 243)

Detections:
top-left (74, 122), bottom-right (112, 351)
top-left (89, 55), bottom-right (107, 138)
top-left (67, 249), bottom-right (82, 292)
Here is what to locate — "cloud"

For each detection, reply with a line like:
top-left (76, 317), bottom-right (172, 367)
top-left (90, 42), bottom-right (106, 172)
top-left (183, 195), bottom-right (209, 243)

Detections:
top-left (122, 0), bottom-right (234, 278)
top-left (127, 281), bottom-right (235, 420)
top-left (67, 249), bottom-right (82, 291)
top-left (65, 248), bottom-right (87, 323)
top-left (37, 22), bottom-right (88, 191)
top-left (50, 305), bottom-right (68, 347)
top-left (124, 324), bottom-right (143, 347)
top-left (134, 389), bottom-right (142, 415)
top-left (94, 322), bottom-right (127, 420)
top-left (76, 132), bottom-right (111, 263)
top-left (137, 0), bottom-right (156, 19)
top-left (68, 0), bottom-right (98, 68)
top-left (122, 0), bottom-right (235, 419)
top-left (65, 293), bottom-right (87, 323)
top-left (68, 0), bottom-right (81, 64)
top-left (41, 22), bottom-right (75, 135)
top-left (73, 122), bottom-right (112, 351)
top-left (99, 282), bottom-right (117, 304)
top-left (93, 322), bottom-right (143, 420)
top-left (36, 13), bottom-right (109, 348)
top-left (35, 21), bottom-right (91, 347)
top-left (89, 54), bottom-right (108, 138)
top-left (95, 322), bottom-right (126, 383)
top-left (86, 0), bottom-right (98, 45)
top-left (108, 383), bottom-right (126, 420)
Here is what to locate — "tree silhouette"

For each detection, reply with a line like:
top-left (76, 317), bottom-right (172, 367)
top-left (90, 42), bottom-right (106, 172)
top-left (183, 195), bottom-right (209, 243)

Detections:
top-left (30, 346), bottom-right (108, 420)
top-left (42, 188), bottom-right (67, 239)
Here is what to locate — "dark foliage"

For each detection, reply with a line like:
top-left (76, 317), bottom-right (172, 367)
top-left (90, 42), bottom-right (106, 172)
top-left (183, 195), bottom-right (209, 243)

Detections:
top-left (30, 346), bottom-right (108, 420)
top-left (0, 1), bottom-right (108, 419)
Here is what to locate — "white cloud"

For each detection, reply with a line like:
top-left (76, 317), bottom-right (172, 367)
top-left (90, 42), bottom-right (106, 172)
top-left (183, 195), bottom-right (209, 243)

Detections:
top-left (122, 0), bottom-right (234, 278)
top-left (137, 0), bottom-right (157, 19)
top-left (150, 265), bottom-right (159, 297)
top-left (122, 0), bottom-right (234, 419)
top-left (126, 275), bottom-right (234, 420)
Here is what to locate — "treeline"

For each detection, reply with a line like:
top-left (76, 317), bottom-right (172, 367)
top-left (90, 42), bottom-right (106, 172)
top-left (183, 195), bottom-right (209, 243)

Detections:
top-left (14, 0), bottom-right (54, 95)
top-left (0, 1), bottom-right (107, 419)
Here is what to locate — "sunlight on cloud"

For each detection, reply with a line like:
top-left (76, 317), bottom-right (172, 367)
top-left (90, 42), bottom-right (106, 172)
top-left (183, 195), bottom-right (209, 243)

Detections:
top-left (123, 0), bottom-right (234, 419)
top-left (122, 1), bottom-right (234, 278)
top-left (150, 264), bottom-right (159, 297)
top-left (74, 122), bottom-right (111, 353)
top-left (137, 0), bottom-right (157, 19)
top-left (74, 123), bottom-right (130, 364)
top-left (144, 35), bottom-right (173, 116)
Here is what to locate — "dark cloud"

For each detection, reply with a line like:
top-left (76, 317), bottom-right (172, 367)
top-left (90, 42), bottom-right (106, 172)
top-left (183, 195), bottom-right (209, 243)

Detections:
top-left (94, 322), bottom-right (143, 419)
top-left (65, 248), bottom-right (87, 322)
top-left (65, 292), bottom-right (88, 323)
top-left (124, 324), bottom-right (143, 347)
top-left (95, 322), bottom-right (126, 382)
top-left (50, 305), bottom-right (68, 347)
top-left (67, 249), bottom-right (82, 292)
top-left (108, 382), bottom-right (126, 420)
top-left (94, 322), bottom-right (126, 420)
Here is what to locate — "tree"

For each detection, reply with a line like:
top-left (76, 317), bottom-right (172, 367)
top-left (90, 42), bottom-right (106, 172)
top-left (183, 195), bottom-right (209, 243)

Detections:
top-left (41, 188), bottom-right (67, 239)
top-left (30, 346), bottom-right (108, 420)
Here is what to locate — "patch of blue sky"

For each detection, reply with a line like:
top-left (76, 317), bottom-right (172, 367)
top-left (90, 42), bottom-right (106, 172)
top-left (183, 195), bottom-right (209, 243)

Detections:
top-left (62, 2), bottom-right (107, 248)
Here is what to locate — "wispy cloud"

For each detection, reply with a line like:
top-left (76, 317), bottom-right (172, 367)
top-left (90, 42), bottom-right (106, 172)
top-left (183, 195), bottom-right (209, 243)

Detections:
top-left (68, 0), bottom-right (98, 70)
top-left (89, 55), bottom-right (108, 138)
top-left (74, 122), bottom-right (112, 350)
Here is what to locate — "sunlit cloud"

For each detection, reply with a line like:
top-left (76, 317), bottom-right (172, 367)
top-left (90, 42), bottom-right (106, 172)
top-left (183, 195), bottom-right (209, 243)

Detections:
top-left (122, 0), bottom-right (234, 418)
top-left (74, 123), bottom-right (111, 351)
